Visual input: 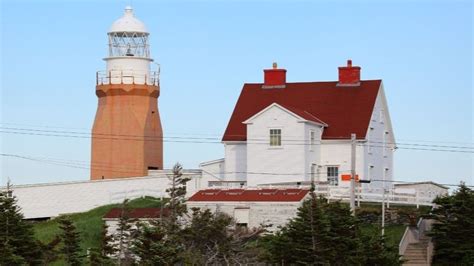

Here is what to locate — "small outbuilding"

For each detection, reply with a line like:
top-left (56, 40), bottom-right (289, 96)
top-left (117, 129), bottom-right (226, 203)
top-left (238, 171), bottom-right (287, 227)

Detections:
top-left (187, 188), bottom-right (311, 232)
top-left (103, 207), bottom-right (169, 235)
top-left (394, 181), bottom-right (449, 202)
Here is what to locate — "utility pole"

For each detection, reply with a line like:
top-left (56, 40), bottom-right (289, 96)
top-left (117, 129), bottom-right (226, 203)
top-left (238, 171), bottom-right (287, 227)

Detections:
top-left (357, 182), bottom-right (361, 207)
top-left (350, 133), bottom-right (356, 215)
top-left (382, 188), bottom-right (385, 236)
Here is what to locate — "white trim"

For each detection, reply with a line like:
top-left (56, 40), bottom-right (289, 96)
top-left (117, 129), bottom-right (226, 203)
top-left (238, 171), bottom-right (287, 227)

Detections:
top-left (269, 128), bottom-right (283, 147)
top-left (243, 103), bottom-right (327, 127)
top-left (320, 139), bottom-right (361, 144)
top-left (394, 182), bottom-right (449, 190)
top-left (222, 141), bottom-right (247, 144)
top-left (199, 158), bottom-right (225, 167)
top-left (379, 82), bottom-right (396, 144)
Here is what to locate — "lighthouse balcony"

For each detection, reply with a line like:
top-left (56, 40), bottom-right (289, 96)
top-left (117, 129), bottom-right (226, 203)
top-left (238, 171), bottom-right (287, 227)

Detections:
top-left (96, 70), bottom-right (159, 86)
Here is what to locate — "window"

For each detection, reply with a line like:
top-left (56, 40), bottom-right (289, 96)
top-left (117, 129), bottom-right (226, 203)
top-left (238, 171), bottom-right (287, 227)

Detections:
top-left (327, 166), bottom-right (339, 186)
top-left (368, 127), bottom-right (374, 153)
top-left (311, 164), bottom-right (317, 181)
top-left (310, 130), bottom-right (315, 151)
top-left (269, 129), bottom-right (282, 146)
top-left (368, 165), bottom-right (374, 183)
top-left (383, 131), bottom-right (388, 157)
top-left (236, 223), bottom-right (248, 229)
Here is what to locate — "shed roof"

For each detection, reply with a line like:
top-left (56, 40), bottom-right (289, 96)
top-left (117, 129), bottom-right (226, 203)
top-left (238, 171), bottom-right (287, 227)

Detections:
top-left (188, 188), bottom-right (310, 202)
top-left (103, 208), bottom-right (169, 219)
top-left (394, 181), bottom-right (449, 190)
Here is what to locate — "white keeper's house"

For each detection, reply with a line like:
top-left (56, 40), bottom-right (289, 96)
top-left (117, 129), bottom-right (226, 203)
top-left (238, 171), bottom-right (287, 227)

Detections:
top-left (200, 60), bottom-right (395, 190)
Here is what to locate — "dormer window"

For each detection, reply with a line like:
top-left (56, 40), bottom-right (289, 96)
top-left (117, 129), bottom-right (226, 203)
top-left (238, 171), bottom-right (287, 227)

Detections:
top-left (310, 130), bottom-right (315, 151)
top-left (269, 129), bottom-right (282, 146)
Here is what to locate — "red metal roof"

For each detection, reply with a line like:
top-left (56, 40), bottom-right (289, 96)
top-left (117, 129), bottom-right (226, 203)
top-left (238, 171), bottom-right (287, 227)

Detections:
top-left (103, 208), bottom-right (169, 219)
top-left (273, 103), bottom-right (327, 126)
top-left (222, 80), bottom-right (381, 141)
top-left (188, 188), bottom-right (310, 202)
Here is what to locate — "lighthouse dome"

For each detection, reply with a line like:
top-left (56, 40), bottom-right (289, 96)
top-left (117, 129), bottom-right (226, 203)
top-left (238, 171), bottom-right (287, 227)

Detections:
top-left (109, 6), bottom-right (148, 33)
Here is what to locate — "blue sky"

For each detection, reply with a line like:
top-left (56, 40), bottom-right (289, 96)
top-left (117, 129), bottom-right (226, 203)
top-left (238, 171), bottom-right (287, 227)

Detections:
top-left (1, 0), bottom-right (472, 187)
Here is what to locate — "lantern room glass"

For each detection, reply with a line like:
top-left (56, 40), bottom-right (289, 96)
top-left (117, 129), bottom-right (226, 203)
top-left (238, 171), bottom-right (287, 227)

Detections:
top-left (108, 32), bottom-right (150, 58)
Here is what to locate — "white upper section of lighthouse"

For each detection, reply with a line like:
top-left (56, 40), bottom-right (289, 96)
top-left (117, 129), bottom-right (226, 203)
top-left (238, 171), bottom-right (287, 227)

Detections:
top-left (109, 6), bottom-right (148, 34)
top-left (97, 6), bottom-right (159, 86)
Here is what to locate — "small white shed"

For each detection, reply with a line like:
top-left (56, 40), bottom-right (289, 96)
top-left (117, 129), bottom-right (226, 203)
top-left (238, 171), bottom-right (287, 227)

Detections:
top-left (187, 188), bottom-right (310, 232)
top-left (394, 181), bottom-right (449, 202)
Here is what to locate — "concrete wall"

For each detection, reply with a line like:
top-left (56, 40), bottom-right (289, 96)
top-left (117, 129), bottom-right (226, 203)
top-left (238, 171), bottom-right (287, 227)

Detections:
top-left (7, 170), bottom-right (201, 219)
top-left (187, 200), bottom-right (305, 232)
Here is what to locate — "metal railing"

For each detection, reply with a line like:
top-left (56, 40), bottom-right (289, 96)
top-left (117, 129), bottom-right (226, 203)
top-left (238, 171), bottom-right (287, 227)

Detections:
top-left (399, 217), bottom-right (435, 263)
top-left (399, 225), bottom-right (417, 255)
top-left (96, 70), bottom-right (160, 86)
top-left (254, 183), bottom-right (436, 206)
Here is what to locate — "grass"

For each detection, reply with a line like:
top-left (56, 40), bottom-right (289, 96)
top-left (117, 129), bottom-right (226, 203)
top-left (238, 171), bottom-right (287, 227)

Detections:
top-left (356, 203), bottom-right (430, 247)
top-left (360, 224), bottom-right (407, 247)
top-left (33, 196), bottom-right (162, 257)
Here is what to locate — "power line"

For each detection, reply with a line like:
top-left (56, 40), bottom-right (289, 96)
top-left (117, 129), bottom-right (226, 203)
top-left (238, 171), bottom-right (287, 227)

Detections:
top-left (2, 126), bottom-right (473, 153)
top-left (1, 123), bottom-right (473, 146)
top-left (3, 153), bottom-right (471, 188)
top-left (1, 152), bottom-right (346, 176)
top-left (369, 179), bottom-right (474, 188)
top-left (358, 144), bottom-right (474, 154)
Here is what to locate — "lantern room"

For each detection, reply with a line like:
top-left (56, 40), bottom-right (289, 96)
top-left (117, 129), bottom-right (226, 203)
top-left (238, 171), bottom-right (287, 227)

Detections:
top-left (99, 6), bottom-right (158, 85)
top-left (108, 6), bottom-right (150, 58)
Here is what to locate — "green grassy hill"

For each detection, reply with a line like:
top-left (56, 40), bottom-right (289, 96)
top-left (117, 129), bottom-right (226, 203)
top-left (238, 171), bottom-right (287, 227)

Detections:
top-left (34, 196), bottom-right (162, 257)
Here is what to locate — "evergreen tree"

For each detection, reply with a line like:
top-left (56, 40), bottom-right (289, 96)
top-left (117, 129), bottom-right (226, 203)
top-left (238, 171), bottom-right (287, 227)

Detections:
top-left (88, 223), bottom-right (115, 265)
top-left (181, 207), bottom-right (264, 264)
top-left (0, 241), bottom-right (26, 265)
top-left (114, 199), bottom-right (136, 265)
top-left (181, 208), bottom-right (233, 264)
top-left (0, 182), bottom-right (42, 265)
top-left (323, 200), bottom-right (361, 265)
top-left (132, 220), bottom-right (181, 265)
top-left (359, 232), bottom-right (401, 266)
top-left (87, 249), bottom-right (103, 266)
top-left (38, 236), bottom-right (61, 265)
top-left (99, 223), bottom-right (116, 260)
top-left (165, 163), bottom-right (190, 229)
top-left (281, 196), bottom-right (332, 264)
top-left (58, 216), bottom-right (82, 266)
top-left (428, 183), bottom-right (474, 264)
top-left (131, 164), bottom-right (189, 264)
top-left (261, 196), bottom-right (401, 265)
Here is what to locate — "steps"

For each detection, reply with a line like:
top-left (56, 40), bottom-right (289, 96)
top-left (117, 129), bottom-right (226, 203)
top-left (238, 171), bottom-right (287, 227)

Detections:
top-left (402, 238), bottom-right (430, 266)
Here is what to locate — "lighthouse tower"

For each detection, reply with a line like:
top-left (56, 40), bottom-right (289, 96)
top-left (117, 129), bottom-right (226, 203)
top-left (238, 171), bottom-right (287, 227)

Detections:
top-left (91, 6), bottom-right (163, 180)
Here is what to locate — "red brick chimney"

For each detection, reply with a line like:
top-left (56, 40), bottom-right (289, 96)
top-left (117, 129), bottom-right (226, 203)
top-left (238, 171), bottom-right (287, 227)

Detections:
top-left (263, 62), bottom-right (286, 88)
top-left (338, 59), bottom-right (361, 86)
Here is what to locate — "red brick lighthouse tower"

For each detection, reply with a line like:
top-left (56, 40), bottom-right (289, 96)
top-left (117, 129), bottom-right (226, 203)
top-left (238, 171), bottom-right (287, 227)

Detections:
top-left (91, 6), bottom-right (163, 180)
